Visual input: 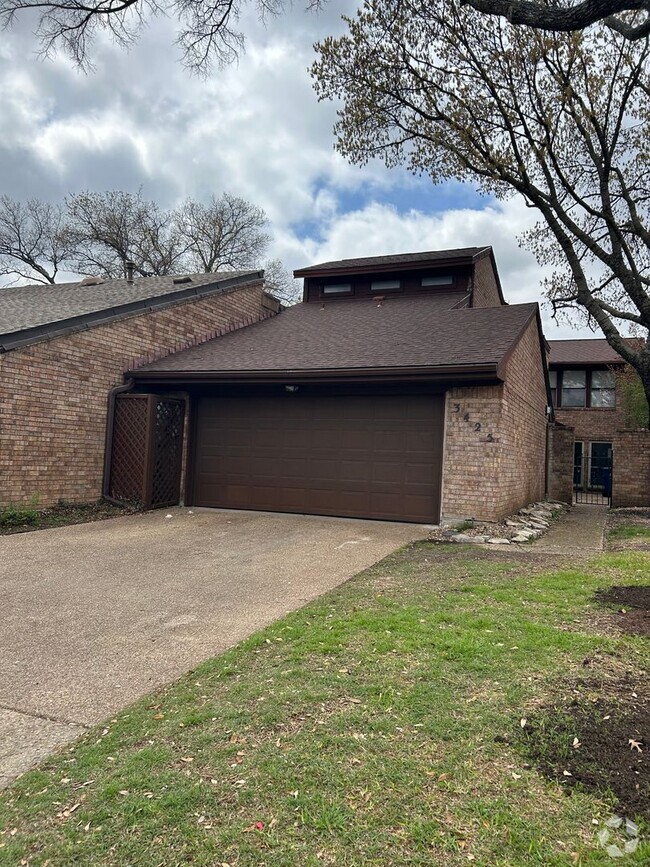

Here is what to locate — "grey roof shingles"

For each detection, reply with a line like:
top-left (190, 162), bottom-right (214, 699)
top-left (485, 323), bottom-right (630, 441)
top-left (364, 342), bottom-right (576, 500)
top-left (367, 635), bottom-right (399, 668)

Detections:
top-left (0, 270), bottom-right (259, 340)
top-left (134, 294), bottom-right (538, 376)
top-left (293, 247), bottom-right (490, 275)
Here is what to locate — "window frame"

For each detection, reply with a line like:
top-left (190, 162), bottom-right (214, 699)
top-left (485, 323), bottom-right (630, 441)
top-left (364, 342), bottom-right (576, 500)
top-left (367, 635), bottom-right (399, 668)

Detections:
top-left (550, 367), bottom-right (616, 409)
top-left (420, 274), bottom-right (455, 287)
top-left (370, 278), bottom-right (402, 292)
top-left (320, 281), bottom-right (353, 297)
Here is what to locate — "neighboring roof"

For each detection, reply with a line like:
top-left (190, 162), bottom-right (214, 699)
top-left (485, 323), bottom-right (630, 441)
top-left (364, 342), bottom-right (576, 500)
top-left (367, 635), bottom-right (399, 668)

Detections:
top-left (0, 270), bottom-right (262, 352)
top-left (133, 294), bottom-right (539, 381)
top-left (548, 338), bottom-right (631, 365)
top-left (293, 247), bottom-right (490, 276)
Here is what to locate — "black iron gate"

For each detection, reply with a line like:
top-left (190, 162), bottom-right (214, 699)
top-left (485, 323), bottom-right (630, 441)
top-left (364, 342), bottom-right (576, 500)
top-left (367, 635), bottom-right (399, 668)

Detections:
top-left (573, 442), bottom-right (613, 505)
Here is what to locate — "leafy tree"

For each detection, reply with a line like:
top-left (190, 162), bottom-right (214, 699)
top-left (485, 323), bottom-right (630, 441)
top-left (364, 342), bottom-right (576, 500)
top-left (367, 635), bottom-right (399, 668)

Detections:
top-left (312, 0), bottom-right (650, 424)
top-left (617, 364), bottom-right (650, 426)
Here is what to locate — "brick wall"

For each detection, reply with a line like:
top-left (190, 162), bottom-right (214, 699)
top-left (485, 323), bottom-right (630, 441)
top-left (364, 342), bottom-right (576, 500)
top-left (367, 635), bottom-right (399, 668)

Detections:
top-left (612, 430), bottom-right (650, 507)
top-left (0, 281), bottom-right (268, 507)
top-left (554, 399), bottom-right (626, 445)
top-left (547, 422), bottom-right (574, 504)
top-left (471, 254), bottom-right (504, 308)
top-left (441, 317), bottom-right (548, 521)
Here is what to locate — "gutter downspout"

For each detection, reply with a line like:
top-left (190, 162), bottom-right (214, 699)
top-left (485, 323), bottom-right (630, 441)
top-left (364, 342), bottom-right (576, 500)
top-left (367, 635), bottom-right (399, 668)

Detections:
top-left (102, 378), bottom-right (135, 501)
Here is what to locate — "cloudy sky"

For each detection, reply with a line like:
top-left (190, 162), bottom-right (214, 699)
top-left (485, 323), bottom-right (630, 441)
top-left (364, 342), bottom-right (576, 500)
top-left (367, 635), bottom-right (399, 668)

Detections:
top-left (0, 2), bottom-right (597, 337)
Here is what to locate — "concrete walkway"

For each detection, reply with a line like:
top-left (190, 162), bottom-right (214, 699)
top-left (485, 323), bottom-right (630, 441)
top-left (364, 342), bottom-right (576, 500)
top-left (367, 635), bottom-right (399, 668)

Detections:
top-left (0, 508), bottom-right (429, 788)
top-left (529, 504), bottom-right (608, 554)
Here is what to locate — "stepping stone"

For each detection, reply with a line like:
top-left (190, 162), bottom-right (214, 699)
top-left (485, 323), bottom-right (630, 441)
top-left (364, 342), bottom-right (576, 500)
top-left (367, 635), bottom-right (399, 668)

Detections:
top-left (512, 534), bottom-right (531, 543)
top-left (487, 538), bottom-right (511, 544)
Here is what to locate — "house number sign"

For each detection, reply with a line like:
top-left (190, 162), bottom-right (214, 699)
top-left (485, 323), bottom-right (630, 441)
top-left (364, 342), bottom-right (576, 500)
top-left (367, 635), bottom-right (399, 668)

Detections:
top-left (452, 403), bottom-right (496, 442)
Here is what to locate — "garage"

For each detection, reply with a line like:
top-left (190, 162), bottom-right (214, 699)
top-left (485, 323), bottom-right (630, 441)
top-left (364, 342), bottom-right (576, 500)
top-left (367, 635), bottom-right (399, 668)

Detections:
top-left (190, 393), bottom-right (444, 523)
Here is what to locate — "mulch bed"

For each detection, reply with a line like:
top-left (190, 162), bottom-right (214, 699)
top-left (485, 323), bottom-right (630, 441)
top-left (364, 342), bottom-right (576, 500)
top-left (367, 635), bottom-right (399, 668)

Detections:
top-left (520, 682), bottom-right (648, 821)
top-left (0, 499), bottom-right (140, 535)
top-left (595, 585), bottom-right (650, 638)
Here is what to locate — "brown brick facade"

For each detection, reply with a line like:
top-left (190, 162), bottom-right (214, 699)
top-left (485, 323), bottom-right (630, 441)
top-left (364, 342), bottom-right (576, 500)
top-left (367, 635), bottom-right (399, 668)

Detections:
top-left (470, 253), bottom-right (504, 308)
top-left (553, 401), bottom-right (627, 447)
top-left (547, 423), bottom-right (574, 505)
top-left (0, 281), bottom-right (268, 507)
top-left (612, 430), bottom-right (650, 507)
top-left (441, 318), bottom-right (548, 521)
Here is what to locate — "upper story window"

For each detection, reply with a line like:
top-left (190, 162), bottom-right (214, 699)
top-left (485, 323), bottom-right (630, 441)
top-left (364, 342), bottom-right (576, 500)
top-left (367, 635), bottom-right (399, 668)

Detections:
top-left (590, 370), bottom-right (616, 406)
top-left (550, 367), bottom-right (616, 409)
top-left (562, 369), bottom-right (587, 407)
top-left (322, 282), bottom-right (352, 295)
top-left (371, 279), bottom-right (401, 292)
top-left (421, 274), bottom-right (454, 287)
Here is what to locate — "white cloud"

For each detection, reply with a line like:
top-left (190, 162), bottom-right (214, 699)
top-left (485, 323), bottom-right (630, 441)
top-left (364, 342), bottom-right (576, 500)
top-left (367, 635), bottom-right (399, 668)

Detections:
top-left (0, 6), bottom-right (607, 339)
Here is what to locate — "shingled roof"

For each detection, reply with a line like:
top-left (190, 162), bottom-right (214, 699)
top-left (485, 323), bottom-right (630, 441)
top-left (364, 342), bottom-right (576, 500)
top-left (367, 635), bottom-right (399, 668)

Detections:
top-left (0, 270), bottom-right (262, 352)
top-left (293, 247), bottom-right (491, 276)
top-left (132, 294), bottom-right (539, 381)
top-left (547, 338), bottom-right (631, 365)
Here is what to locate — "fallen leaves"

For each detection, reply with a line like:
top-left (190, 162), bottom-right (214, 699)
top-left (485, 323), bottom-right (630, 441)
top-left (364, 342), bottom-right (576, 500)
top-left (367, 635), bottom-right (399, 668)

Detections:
top-left (56, 803), bottom-right (80, 820)
top-left (628, 739), bottom-right (643, 752)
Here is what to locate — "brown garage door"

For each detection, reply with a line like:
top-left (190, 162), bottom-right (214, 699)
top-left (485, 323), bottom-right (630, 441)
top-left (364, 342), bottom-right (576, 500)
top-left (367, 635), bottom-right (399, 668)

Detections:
top-left (191, 393), bottom-right (443, 523)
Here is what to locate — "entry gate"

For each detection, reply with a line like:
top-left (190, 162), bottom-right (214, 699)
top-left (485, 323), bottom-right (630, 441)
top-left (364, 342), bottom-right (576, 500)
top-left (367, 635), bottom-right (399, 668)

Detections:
top-left (573, 442), bottom-right (613, 505)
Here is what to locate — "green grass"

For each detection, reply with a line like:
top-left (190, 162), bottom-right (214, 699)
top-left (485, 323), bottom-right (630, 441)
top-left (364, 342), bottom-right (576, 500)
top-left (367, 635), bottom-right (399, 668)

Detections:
top-left (0, 545), bottom-right (648, 866)
top-left (608, 524), bottom-right (650, 541)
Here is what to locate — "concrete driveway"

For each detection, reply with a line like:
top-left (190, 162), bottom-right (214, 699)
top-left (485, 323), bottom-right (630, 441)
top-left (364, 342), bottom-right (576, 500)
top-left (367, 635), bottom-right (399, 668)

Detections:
top-left (0, 507), bottom-right (427, 787)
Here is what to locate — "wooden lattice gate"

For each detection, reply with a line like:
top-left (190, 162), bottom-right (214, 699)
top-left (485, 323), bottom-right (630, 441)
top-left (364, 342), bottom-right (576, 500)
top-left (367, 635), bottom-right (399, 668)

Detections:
top-left (109, 394), bottom-right (185, 509)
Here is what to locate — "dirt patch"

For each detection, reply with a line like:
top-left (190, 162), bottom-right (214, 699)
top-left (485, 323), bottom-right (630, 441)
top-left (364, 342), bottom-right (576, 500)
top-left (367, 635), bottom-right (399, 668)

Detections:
top-left (606, 508), bottom-right (650, 552)
top-left (520, 680), bottom-right (648, 821)
top-left (0, 499), bottom-right (141, 535)
top-left (595, 585), bottom-right (650, 638)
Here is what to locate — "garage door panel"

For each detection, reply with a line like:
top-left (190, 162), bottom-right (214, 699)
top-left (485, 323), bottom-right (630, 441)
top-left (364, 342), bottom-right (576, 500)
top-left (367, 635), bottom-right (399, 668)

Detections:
top-left (192, 394), bottom-right (442, 523)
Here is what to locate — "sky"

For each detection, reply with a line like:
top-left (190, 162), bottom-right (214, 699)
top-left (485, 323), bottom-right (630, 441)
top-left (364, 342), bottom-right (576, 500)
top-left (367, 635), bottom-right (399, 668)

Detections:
top-left (0, 2), bottom-right (599, 338)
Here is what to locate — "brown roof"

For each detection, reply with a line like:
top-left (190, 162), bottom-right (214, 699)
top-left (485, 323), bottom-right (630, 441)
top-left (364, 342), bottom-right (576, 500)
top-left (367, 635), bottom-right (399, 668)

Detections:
top-left (133, 294), bottom-right (538, 378)
top-left (293, 246), bottom-right (490, 276)
top-left (0, 271), bottom-right (262, 352)
top-left (548, 338), bottom-right (632, 365)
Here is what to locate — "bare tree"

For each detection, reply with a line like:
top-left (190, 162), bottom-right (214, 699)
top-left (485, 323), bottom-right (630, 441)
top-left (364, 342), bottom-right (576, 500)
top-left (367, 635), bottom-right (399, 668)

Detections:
top-left (262, 257), bottom-right (301, 304)
top-left (313, 1), bottom-right (650, 422)
top-left (0, 0), bottom-right (289, 73)
top-left (0, 190), bottom-right (291, 290)
top-left (460, 0), bottom-right (650, 42)
top-left (66, 190), bottom-right (184, 278)
top-left (174, 193), bottom-right (270, 272)
top-left (0, 196), bottom-right (76, 284)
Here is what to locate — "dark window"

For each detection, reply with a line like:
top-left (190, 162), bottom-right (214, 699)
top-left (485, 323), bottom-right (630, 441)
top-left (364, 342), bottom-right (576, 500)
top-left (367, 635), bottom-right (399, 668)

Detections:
top-left (590, 370), bottom-right (615, 407)
top-left (371, 279), bottom-right (401, 291)
top-left (421, 274), bottom-right (454, 286)
top-left (552, 368), bottom-right (616, 409)
top-left (549, 370), bottom-right (557, 407)
top-left (322, 283), bottom-right (352, 295)
top-left (561, 369), bottom-right (586, 407)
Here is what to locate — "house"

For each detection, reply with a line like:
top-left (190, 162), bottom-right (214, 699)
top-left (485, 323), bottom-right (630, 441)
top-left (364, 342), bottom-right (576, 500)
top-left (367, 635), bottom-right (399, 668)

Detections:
top-left (0, 270), bottom-right (278, 508)
top-left (547, 338), bottom-right (649, 505)
top-left (123, 247), bottom-right (551, 524)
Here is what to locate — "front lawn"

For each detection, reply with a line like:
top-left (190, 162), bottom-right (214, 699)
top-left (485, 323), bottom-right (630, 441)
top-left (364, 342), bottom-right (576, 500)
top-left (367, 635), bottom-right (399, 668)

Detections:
top-left (1, 544), bottom-right (648, 866)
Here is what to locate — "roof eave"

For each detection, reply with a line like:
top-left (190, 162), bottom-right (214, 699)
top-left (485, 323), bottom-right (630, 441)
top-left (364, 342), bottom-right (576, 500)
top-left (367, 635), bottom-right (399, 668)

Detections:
top-left (293, 255), bottom-right (479, 279)
top-left (128, 362), bottom-right (502, 386)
